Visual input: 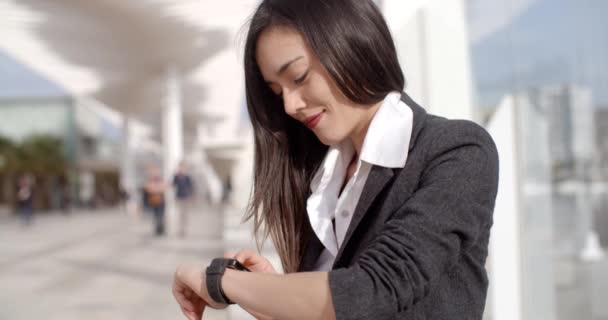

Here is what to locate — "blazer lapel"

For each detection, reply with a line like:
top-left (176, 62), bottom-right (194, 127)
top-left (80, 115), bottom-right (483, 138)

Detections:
top-left (333, 165), bottom-right (394, 266)
top-left (301, 92), bottom-right (428, 270)
top-left (331, 92), bottom-right (427, 267)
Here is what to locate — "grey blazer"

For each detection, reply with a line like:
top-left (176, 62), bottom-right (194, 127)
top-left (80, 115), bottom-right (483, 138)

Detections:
top-left (298, 93), bottom-right (499, 320)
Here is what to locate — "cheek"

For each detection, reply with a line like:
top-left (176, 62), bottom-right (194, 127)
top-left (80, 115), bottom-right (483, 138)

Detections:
top-left (304, 74), bottom-right (337, 106)
top-left (314, 113), bottom-right (350, 145)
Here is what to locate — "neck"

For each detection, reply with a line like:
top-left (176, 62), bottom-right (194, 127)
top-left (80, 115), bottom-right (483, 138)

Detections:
top-left (349, 100), bottom-right (382, 157)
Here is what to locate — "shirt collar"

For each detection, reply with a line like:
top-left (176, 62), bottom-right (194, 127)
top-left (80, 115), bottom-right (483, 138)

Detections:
top-left (359, 91), bottom-right (413, 168)
top-left (307, 141), bottom-right (353, 256)
top-left (309, 141), bottom-right (354, 198)
top-left (310, 91), bottom-right (413, 193)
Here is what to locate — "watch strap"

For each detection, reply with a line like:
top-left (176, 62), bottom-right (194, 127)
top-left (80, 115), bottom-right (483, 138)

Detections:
top-left (205, 258), bottom-right (234, 305)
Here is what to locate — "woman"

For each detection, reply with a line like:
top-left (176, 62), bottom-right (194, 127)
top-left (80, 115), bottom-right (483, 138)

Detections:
top-left (173, 0), bottom-right (498, 319)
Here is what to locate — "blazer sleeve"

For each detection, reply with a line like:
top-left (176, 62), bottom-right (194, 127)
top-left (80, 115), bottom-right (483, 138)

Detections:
top-left (328, 120), bottom-right (499, 319)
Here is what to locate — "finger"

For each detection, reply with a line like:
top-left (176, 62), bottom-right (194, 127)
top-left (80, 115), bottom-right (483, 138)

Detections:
top-left (181, 292), bottom-right (204, 319)
top-left (181, 307), bottom-right (198, 320)
top-left (179, 304), bottom-right (195, 320)
top-left (180, 306), bottom-right (191, 320)
top-left (184, 288), bottom-right (193, 299)
top-left (186, 298), bottom-right (205, 320)
top-left (237, 250), bottom-right (274, 271)
top-left (195, 298), bottom-right (206, 318)
top-left (235, 248), bottom-right (259, 264)
top-left (173, 285), bottom-right (196, 312)
top-left (176, 294), bottom-right (196, 313)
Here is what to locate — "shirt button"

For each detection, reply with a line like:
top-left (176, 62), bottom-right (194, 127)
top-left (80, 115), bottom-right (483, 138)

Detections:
top-left (341, 210), bottom-right (350, 217)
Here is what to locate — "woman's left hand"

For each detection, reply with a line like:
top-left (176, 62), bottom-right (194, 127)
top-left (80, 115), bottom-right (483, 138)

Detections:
top-left (172, 263), bottom-right (227, 320)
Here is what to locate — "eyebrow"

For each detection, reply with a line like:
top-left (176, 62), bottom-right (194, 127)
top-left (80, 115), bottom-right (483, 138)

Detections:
top-left (264, 56), bottom-right (304, 85)
top-left (277, 56), bottom-right (304, 75)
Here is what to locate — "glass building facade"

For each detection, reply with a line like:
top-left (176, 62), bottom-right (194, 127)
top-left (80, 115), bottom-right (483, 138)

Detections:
top-left (466, 0), bottom-right (608, 319)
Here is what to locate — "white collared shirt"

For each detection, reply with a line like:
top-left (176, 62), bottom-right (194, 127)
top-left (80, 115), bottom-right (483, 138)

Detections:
top-left (306, 91), bottom-right (414, 271)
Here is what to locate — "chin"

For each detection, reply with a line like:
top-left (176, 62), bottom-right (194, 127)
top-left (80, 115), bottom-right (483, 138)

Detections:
top-left (314, 132), bottom-right (343, 146)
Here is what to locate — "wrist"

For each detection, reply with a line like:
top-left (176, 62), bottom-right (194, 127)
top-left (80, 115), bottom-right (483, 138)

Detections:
top-left (221, 269), bottom-right (236, 303)
top-left (205, 258), bottom-right (250, 305)
top-left (176, 263), bottom-right (206, 296)
top-left (221, 269), bottom-right (250, 308)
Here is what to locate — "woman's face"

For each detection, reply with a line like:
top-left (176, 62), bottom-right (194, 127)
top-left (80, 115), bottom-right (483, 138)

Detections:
top-left (256, 26), bottom-right (368, 146)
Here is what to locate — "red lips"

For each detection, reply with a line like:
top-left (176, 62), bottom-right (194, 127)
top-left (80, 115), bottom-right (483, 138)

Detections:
top-left (303, 112), bottom-right (323, 129)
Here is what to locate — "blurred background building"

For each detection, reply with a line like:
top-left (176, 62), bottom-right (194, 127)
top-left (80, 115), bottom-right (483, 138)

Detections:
top-left (0, 88), bottom-right (160, 211)
top-left (467, 0), bottom-right (608, 319)
top-left (0, 0), bottom-right (606, 319)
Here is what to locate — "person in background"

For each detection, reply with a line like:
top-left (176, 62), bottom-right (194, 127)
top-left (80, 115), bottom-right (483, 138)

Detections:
top-left (173, 161), bottom-right (194, 238)
top-left (145, 166), bottom-right (167, 236)
top-left (79, 171), bottom-right (95, 209)
top-left (16, 173), bottom-right (34, 226)
top-left (221, 174), bottom-right (232, 205)
top-left (57, 175), bottom-right (71, 214)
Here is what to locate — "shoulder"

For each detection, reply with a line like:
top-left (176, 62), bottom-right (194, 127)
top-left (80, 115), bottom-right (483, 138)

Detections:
top-left (402, 115), bottom-right (499, 185)
top-left (418, 115), bottom-right (497, 159)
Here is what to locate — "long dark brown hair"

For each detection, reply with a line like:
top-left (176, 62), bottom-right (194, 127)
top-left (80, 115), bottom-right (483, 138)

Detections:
top-left (244, 0), bottom-right (405, 273)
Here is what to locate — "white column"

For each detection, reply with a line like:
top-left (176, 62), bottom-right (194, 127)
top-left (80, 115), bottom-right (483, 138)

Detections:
top-left (487, 94), bottom-right (558, 320)
top-left (195, 123), bottom-right (224, 206)
top-left (382, 0), bottom-right (474, 120)
top-left (121, 116), bottom-right (138, 216)
top-left (162, 66), bottom-right (184, 237)
top-left (486, 96), bottom-right (523, 320)
top-left (580, 174), bottom-right (605, 261)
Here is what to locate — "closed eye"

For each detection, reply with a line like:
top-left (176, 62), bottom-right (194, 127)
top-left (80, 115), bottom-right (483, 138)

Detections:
top-left (294, 70), bottom-right (309, 85)
top-left (270, 69), bottom-right (309, 97)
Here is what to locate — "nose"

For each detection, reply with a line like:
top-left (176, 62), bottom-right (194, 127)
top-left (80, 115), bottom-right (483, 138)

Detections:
top-left (282, 89), bottom-right (306, 116)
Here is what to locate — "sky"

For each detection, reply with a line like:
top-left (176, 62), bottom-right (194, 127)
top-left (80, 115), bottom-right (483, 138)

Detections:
top-left (0, 51), bottom-right (65, 99)
top-left (467, 0), bottom-right (608, 108)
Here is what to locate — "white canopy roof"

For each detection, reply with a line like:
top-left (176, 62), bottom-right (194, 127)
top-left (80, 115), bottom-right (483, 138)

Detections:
top-left (0, 0), bottom-right (258, 146)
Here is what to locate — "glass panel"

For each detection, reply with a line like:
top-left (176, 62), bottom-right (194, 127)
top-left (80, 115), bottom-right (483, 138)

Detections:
top-left (466, 0), bottom-right (608, 319)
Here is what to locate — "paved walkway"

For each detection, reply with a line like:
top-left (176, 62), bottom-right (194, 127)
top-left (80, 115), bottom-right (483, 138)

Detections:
top-left (0, 205), bottom-right (277, 320)
top-left (3, 206), bottom-right (608, 320)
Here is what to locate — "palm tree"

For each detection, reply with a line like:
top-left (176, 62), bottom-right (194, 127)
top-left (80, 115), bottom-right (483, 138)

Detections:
top-left (14, 135), bottom-right (68, 210)
top-left (16, 135), bottom-right (66, 175)
top-left (0, 134), bottom-right (69, 211)
top-left (0, 135), bottom-right (17, 172)
top-left (0, 136), bottom-right (18, 205)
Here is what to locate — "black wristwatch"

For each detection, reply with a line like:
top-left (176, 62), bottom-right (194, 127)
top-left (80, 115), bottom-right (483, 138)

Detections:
top-left (205, 258), bottom-right (250, 305)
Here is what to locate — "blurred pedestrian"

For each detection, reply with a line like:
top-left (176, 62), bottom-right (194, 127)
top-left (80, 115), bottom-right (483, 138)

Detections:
top-left (16, 173), bottom-right (34, 226)
top-left (222, 174), bottom-right (232, 205)
top-left (79, 171), bottom-right (95, 209)
top-left (173, 161), bottom-right (194, 238)
top-left (145, 166), bottom-right (166, 236)
top-left (58, 175), bottom-right (71, 214)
